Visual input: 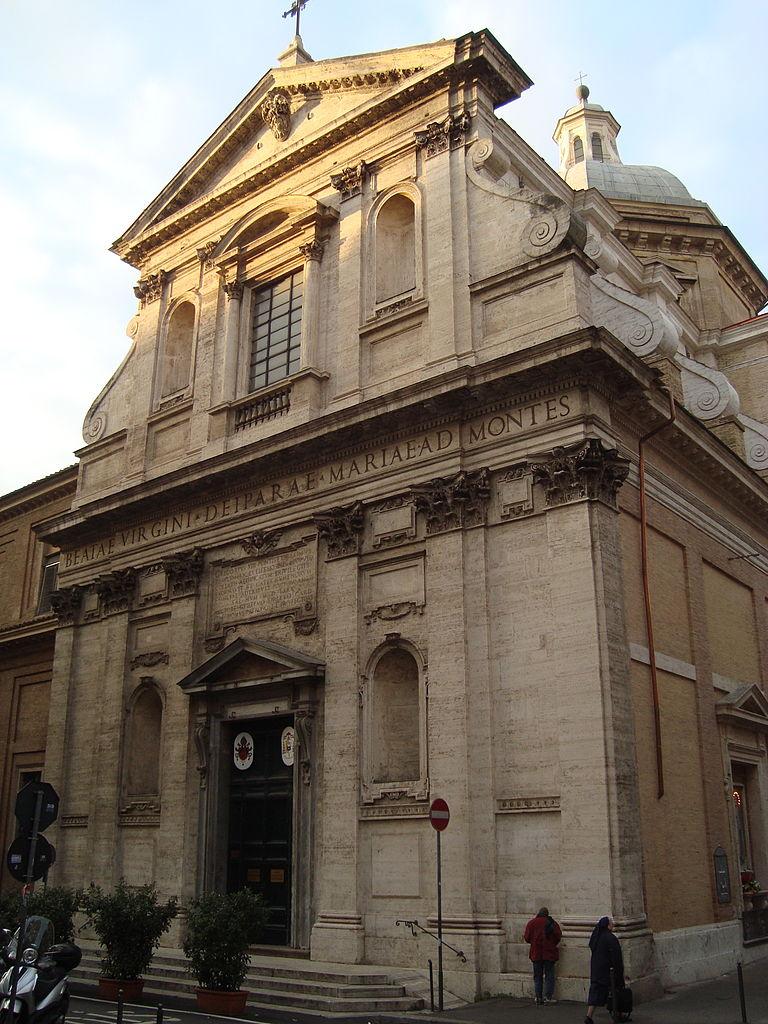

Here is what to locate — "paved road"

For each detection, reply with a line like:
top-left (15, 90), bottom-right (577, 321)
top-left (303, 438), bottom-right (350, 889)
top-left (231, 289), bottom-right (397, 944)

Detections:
top-left (68, 996), bottom-right (304, 1024)
top-left (69, 958), bottom-right (768, 1024)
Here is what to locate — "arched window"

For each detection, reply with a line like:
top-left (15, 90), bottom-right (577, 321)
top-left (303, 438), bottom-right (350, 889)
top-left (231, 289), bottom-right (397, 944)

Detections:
top-left (372, 648), bottom-right (420, 783)
top-left (591, 133), bottom-right (604, 162)
top-left (125, 686), bottom-right (163, 798)
top-left (375, 194), bottom-right (416, 304)
top-left (573, 136), bottom-right (584, 164)
top-left (160, 301), bottom-right (195, 397)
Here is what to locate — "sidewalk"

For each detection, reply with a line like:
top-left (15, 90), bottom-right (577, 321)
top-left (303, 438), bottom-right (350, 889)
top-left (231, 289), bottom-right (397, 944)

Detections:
top-left (387, 960), bottom-right (768, 1024)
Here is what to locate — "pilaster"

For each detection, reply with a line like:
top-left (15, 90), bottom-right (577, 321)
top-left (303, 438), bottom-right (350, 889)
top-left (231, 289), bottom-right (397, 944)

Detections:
top-left (539, 457), bottom-right (658, 995)
top-left (330, 166), bottom-right (366, 402)
top-left (299, 241), bottom-right (324, 371)
top-left (310, 552), bottom-right (363, 962)
top-left (220, 279), bottom-right (243, 404)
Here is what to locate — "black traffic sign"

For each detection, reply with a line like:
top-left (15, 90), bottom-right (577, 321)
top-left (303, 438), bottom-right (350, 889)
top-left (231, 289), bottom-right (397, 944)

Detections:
top-left (6, 834), bottom-right (56, 883)
top-left (15, 782), bottom-right (59, 834)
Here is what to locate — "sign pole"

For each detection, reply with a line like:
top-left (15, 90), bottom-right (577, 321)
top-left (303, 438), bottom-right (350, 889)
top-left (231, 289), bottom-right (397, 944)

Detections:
top-left (437, 827), bottom-right (444, 1012)
top-left (6, 790), bottom-right (44, 1022)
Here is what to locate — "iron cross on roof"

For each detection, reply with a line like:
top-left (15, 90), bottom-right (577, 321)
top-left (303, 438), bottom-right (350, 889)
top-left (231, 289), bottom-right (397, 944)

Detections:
top-left (283, 0), bottom-right (309, 36)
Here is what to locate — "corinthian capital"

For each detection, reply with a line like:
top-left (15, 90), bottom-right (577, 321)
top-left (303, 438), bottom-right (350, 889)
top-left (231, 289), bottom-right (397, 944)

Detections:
top-left (411, 468), bottom-right (491, 534)
top-left (222, 279), bottom-right (244, 300)
top-left (529, 438), bottom-right (629, 509)
top-left (299, 240), bottom-right (324, 262)
top-left (133, 271), bottom-right (167, 306)
top-left (330, 161), bottom-right (368, 201)
top-left (314, 501), bottom-right (365, 559)
top-left (50, 586), bottom-right (83, 626)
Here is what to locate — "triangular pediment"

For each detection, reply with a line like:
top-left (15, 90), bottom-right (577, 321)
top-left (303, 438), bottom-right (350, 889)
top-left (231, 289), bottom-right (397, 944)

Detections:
top-left (716, 683), bottom-right (768, 732)
top-left (178, 636), bottom-right (324, 695)
top-left (111, 31), bottom-right (531, 265)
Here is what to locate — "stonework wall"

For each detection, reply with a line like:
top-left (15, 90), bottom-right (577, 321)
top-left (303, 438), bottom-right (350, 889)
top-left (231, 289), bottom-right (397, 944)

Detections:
top-left (19, 28), bottom-right (768, 998)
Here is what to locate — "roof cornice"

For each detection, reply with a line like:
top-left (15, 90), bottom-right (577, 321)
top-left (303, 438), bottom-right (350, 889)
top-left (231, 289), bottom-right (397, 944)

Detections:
top-left (111, 30), bottom-right (532, 268)
top-left (615, 214), bottom-right (768, 312)
top-left (0, 466), bottom-right (78, 524)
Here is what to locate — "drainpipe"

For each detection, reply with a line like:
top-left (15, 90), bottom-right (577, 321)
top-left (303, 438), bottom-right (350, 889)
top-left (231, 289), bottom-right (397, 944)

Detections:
top-left (638, 387), bottom-right (676, 799)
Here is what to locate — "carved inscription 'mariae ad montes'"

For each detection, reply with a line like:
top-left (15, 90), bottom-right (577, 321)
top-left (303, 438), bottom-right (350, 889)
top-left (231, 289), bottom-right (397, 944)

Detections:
top-left (61, 393), bottom-right (575, 572)
top-left (208, 537), bottom-right (317, 634)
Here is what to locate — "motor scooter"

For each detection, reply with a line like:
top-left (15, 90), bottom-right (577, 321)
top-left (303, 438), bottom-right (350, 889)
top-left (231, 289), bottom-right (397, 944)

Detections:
top-left (0, 915), bottom-right (81, 1024)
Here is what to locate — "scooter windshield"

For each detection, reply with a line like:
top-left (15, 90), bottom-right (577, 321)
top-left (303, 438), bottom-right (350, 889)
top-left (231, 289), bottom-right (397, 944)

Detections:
top-left (8, 916), bottom-right (54, 958)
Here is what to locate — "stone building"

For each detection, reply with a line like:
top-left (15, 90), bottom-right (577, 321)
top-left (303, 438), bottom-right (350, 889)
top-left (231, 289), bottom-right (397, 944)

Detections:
top-left (0, 467), bottom-right (77, 885)
top-left (26, 28), bottom-right (768, 998)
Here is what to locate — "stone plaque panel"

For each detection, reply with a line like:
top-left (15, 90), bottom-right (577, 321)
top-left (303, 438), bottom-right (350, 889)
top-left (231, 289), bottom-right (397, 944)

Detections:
top-left (371, 502), bottom-right (416, 547)
top-left (364, 557), bottom-right (424, 612)
top-left (371, 834), bottom-right (420, 897)
top-left (208, 536), bottom-right (317, 633)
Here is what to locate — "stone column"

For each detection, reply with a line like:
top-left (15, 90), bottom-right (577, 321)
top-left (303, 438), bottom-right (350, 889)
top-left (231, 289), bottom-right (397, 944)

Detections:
top-left (220, 280), bottom-right (243, 403)
top-left (298, 241), bottom-right (323, 370)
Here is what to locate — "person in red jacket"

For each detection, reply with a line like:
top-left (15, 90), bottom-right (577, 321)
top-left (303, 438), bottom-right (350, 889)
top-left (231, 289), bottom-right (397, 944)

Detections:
top-left (523, 907), bottom-right (563, 1005)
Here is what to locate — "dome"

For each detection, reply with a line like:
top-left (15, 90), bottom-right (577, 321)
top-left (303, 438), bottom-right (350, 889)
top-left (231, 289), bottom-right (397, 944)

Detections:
top-left (564, 160), bottom-right (704, 207)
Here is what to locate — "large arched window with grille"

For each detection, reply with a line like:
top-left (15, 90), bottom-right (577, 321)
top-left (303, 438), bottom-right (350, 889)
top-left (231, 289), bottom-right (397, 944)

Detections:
top-left (573, 136), bottom-right (585, 164)
top-left (591, 133), bottom-right (604, 162)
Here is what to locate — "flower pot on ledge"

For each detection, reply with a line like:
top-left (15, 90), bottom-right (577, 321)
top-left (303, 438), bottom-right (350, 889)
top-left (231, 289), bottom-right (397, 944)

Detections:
top-left (195, 989), bottom-right (248, 1015)
top-left (98, 978), bottom-right (144, 1002)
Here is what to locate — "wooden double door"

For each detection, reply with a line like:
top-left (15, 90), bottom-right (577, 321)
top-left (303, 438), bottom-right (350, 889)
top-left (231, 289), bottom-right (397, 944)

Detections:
top-left (227, 716), bottom-right (293, 945)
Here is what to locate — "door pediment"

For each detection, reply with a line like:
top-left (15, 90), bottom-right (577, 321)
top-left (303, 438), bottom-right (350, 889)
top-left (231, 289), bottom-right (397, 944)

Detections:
top-left (716, 683), bottom-right (768, 733)
top-left (178, 636), bottom-right (324, 695)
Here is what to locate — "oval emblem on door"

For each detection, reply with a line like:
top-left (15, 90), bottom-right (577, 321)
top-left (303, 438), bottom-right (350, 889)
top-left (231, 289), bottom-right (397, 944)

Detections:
top-left (281, 726), bottom-right (295, 767)
top-left (233, 732), bottom-right (254, 770)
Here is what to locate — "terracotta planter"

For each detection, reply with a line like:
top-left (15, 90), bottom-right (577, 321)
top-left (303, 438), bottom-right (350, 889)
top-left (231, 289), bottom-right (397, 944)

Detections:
top-left (98, 978), bottom-right (145, 1002)
top-left (195, 989), bottom-right (248, 1015)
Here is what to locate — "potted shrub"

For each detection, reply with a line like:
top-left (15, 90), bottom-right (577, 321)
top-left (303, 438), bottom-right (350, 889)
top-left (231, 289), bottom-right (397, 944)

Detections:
top-left (183, 889), bottom-right (268, 1014)
top-left (28, 885), bottom-right (83, 943)
top-left (0, 885), bottom-right (82, 941)
top-left (83, 880), bottom-right (177, 1000)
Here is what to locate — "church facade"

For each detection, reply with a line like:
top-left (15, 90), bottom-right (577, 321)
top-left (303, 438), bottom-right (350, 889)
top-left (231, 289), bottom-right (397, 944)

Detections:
top-left (30, 29), bottom-right (768, 998)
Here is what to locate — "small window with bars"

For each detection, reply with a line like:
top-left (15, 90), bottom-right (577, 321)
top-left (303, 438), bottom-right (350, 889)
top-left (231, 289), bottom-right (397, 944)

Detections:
top-left (37, 554), bottom-right (59, 615)
top-left (249, 268), bottom-right (303, 392)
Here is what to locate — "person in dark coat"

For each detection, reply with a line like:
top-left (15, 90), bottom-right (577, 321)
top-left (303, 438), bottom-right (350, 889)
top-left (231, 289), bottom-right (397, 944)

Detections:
top-left (523, 906), bottom-right (562, 1005)
top-left (585, 916), bottom-right (625, 1022)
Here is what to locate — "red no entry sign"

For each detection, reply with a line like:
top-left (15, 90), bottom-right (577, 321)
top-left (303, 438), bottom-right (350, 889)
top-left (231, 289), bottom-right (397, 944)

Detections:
top-left (429, 798), bottom-right (450, 831)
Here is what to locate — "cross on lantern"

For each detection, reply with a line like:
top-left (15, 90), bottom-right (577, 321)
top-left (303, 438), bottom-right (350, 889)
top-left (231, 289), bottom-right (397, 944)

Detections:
top-left (575, 71), bottom-right (588, 87)
top-left (283, 0), bottom-right (309, 36)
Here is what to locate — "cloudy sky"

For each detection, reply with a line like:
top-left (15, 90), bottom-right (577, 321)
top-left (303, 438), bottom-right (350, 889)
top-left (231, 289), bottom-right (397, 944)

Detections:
top-left (1, 0), bottom-right (765, 495)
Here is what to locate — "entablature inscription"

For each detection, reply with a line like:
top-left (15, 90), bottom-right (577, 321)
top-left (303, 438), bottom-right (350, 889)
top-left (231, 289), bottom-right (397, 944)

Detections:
top-left (58, 388), bottom-right (581, 582)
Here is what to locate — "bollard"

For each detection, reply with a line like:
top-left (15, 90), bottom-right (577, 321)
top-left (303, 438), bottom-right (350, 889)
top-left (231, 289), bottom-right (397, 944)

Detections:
top-left (737, 961), bottom-right (748, 1023)
top-left (116, 989), bottom-right (124, 1024)
top-left (428, 959), bottom-right (435, 1013)
top-left (156, 1003), bottom-right (164, 1024)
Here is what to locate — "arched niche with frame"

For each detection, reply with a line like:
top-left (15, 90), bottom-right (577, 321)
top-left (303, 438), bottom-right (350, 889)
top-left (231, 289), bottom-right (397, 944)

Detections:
top-left (158, 298), bottom-right (197, 400)
top-left (361, 639), bottom-right (429, 803)
top-left (123, 681), bottom-right (165, 801)
top-left (366, 183), bottom-right (424, 316)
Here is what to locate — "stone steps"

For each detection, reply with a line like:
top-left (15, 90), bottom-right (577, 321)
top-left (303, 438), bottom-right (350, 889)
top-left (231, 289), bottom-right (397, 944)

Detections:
top-left (73, 948), bottom-right (425, 1016)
